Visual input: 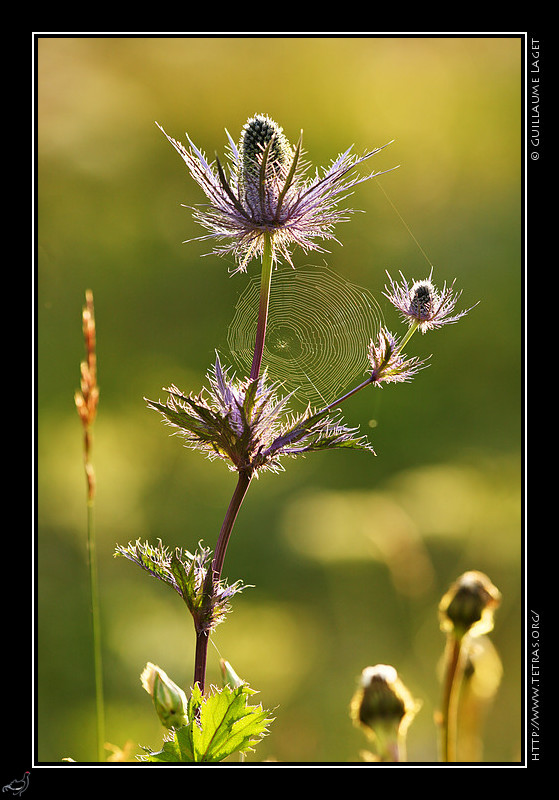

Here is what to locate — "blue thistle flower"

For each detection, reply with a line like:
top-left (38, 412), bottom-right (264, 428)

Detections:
top-left (145, 355), bottom-right (374, 476)
top-left (383, 270), bottom-right (477, 334)
top-left (157, 114), bottom-right (392, 272)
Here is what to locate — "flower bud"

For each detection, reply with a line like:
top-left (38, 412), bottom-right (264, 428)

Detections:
top-left (439, 570), bottom-right (501, 639)
top-left (350, 664), bottom-right (420, 760)
top-left (220, 658), bottom-right (245, 689)
top-left (383, 270), bottom-right (477, 333)
top-left (140, 662), bottom-right (188, 729)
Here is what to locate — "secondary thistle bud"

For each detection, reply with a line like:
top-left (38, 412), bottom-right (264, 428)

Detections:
top-left (140, 662), bottom-right (188, 729)
top-left (368, 327), bottom-right (428, 386)
top-left (350, 664), bottom-right (420, 761)
top-left (439, 570), bottom-right (501, 639)
top-left (383, 270), bottom-right (477, 333)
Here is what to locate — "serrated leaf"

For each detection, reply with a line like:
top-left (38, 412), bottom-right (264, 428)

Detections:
top-left (169, 555), bottom-right (196, 606)
top-left (301, 433), bottom-right (373, 453)
top-left (142, 683), bottom-right (273, 763)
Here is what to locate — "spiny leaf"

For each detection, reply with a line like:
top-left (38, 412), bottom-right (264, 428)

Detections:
top-left (142, 683), bottom-right (273, 763)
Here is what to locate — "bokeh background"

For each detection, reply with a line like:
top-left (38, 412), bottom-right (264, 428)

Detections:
top-left (37, 36), bottom-right (522, 764)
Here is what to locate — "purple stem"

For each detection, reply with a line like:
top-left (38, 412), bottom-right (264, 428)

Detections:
top-left (193, 469), bottom-right (253, 693)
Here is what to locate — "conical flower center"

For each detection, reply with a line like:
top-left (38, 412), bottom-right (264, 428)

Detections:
top-left (239, 114), bottom-right (292, 182)
top-left (410, 281), bottom-right (435, 320)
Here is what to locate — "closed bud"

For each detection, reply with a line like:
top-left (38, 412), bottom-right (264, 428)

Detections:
top-left (439, 570), bottom-right (501, 639)
top-left (140, 662), bottom-right (188, 729)
top-left (220, 658), bottom-right (245, 689)
top-left (350, 665), bottom-right (420, 761)
top-left (383, 270), bottom-right (477, 334)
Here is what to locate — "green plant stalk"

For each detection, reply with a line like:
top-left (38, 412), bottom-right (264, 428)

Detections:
top-left (397, 319), bottom-right (420, 352)
top-left (439, 633), bottom-right (464, 762)
top-left (76, 290), bottom-right (105, 762)
top-left (80, 425), bottom-right (105, 762)
top-left (375, 727), bottom-right (404, 763)
top-left (250, 232), bottom-right (274, 381)
top-left (87, 483), bottom-right (105, 762)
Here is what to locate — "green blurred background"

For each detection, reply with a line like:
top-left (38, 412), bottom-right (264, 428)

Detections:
top-left (37, 36), bottom-right (522, 764)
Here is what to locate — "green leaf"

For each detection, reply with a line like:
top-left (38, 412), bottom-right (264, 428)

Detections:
top-left (169, 555), bottom-right (197, 606)
top-left (142, 683), bottom-right (273, 763)
top-left (241, 377), bottom-right (259, 422)
top-left (303, 433), bottom-right (374, 453)
top-left (147, 396), bottom-right (216, 439)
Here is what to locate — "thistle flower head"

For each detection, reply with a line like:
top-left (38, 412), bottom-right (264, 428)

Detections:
top-left (439, 570), bottom-right (501, 639)
top-left (157, 114), bottom-right (392, 272)
top-left (383, 270), bottom-right (477, 333)
top-left (115, 539), bottom-right (246, 634)
top-left (368, 327), bottom-right (428, 386)
top-left (145, 355), bottom-right (374, 476)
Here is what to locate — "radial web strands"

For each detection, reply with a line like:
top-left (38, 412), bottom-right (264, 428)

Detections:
top-left (227, 264), bottom-right (384, 408)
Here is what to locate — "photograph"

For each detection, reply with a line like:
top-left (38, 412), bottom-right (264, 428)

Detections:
top-left (31, 33), bottom-right (527, 775)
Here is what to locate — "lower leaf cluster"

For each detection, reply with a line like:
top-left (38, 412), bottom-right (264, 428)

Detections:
top-left (141, 682), bottom-right (274, 763)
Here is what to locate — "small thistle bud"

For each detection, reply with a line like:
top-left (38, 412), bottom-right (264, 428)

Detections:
top-left (439, 570), bottom-right (501, 639)
top-left (140, 662), bottom-right (188, 729)
top-left (350, 664), bottom-right (420, 761)
top-left (220, 658), bottom-right (245, 689)
top-left (368, 327), bottom-right (428, 386)
top-left (383, 270), bottom-right (477, 333)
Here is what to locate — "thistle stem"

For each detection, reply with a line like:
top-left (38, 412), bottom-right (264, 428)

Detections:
top-left (319, 320), bottom-right (421, 416)
top-left (322, 376), bottom-right (374, 414)
top-left (193, 630), bottom-right (210, 695)
top-left (212, 469), bottom-right (253, 585)
top-left (439, 633), bottom-right (464, 762)
top-left (193, 469), bottom-right (253, 693)
top-left (397, 319), bottom-right (420, 352)
top-left (250, 232), bottom-right (273, 381)
top-left (377, 734), bottom-right (403, 763)
top-left (193, 234), bottom-right (272, 695)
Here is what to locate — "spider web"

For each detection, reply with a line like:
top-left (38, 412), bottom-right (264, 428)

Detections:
top-left (227, 264), bottom-right (384, 408)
